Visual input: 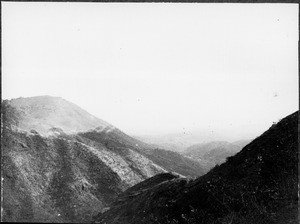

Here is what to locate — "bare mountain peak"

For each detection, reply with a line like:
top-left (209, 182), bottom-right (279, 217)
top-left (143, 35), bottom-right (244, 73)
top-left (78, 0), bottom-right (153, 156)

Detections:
top-left (7, 95), bottom-right (111, 136)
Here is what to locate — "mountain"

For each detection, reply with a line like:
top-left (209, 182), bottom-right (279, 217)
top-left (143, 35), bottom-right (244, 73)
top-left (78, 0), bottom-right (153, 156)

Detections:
top-left (133, 135), bottom-right (186, 152)
top-left (184, 140), bottom-right (251, 170)
top-left (94, 111), bottom-right (298, 224)
top-left (6, 96), bottom-right (111, 136)
top-left (231, 139), bottom-right (251, 149)
top-left (134, 135), bottom-right (191, 152)
top-left (1, 96), bottom-right (205, 223)
top-left (134, 132), bottom-right (212, 153)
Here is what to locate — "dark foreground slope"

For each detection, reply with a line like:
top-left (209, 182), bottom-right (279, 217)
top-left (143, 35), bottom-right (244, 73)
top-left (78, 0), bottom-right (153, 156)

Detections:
top-left (94, 111), bottom-right (298, 224)
top-left (1, 97), bottom-right (205, 223)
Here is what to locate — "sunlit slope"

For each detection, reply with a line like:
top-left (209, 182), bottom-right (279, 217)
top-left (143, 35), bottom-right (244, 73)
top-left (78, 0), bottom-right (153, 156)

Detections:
top-left (7, 96), bottom-right (111, 136)
top-left (2, 97), bottom-right (205, 223)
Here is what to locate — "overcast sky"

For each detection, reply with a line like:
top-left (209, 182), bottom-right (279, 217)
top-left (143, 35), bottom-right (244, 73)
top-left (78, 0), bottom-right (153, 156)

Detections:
top-left (2, 2), bottom-right (298, 140)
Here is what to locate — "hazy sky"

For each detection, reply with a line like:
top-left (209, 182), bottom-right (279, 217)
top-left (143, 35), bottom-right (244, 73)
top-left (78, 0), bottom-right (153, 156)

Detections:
top-left (2, 3), bottom-right (298, 140)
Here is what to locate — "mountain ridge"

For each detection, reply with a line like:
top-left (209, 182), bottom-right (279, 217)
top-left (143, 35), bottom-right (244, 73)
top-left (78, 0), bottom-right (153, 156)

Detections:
top-left (2, 96), bottom-right (206, 223)
top-left (6, 95), bottom-right (111, 136)
top-left (94, 111), bottom-right (298, 224)
top-left (184, 140), bottom-right (251, 170)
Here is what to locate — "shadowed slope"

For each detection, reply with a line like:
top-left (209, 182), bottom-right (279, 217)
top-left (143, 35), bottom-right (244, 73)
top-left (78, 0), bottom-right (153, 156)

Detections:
top-left (94, 111), bottom-right (298, 224)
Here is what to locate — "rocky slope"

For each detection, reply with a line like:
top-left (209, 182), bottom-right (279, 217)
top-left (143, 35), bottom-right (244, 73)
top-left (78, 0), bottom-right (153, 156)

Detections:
top-left (1, 96), bottom-right (205, 223)
top-left (94, 111), bottom-right (298, 224)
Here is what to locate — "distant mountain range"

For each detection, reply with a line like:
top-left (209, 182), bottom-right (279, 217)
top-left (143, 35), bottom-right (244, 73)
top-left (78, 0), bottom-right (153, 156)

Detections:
top-left (184, 140), bottom-right (251, 170)
top-left (1, 96), bottom-right (205, 223)
top-left (134, 134), bottom-right (201, 152)
top-left (136, 133), bottom-right (251, 172)
top-left (94, 111), bottom-right (298, 224)
top-left (3, 96), bottom-right (297, 224)
top-left (135, 133), bottom-right (251, 153)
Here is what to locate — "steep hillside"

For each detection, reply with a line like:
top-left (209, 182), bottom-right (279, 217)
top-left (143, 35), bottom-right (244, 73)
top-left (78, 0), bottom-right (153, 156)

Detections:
top-left (142, 148), bottom-right (206, 177)
top-left (184, 140), bottom-right (251, 170)
top-left (2, 128), bottom-right (167, 223)
top-left (78, 130), bottom-right (206, 178)
top-left (94, 111), bottom-right (298, 224)
top-left (1, 97), bottom-right (205, 223)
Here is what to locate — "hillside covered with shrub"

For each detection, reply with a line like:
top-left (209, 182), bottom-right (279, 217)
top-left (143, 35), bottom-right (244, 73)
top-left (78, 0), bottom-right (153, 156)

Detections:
top-left (1, 96), bottom-right (205, 223)
top-left (94, 111), bottom-right (298, 224)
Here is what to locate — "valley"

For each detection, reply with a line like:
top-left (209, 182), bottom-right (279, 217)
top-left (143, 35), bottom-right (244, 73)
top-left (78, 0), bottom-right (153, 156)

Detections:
top-left (94, 111), bottom-right (298, 224)
top-left (1, 96), bottom-right (298, 224)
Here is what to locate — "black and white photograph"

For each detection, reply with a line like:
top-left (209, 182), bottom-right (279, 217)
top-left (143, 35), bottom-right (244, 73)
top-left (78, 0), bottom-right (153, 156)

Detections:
top-left (1, 2), bottom-right (298, 223)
